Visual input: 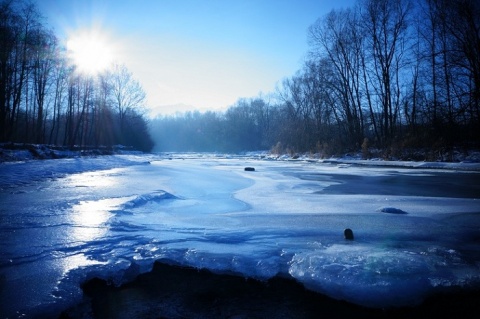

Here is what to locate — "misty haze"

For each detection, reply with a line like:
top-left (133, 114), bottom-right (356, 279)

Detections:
top-left (1, 0), bottom-right (479, 318)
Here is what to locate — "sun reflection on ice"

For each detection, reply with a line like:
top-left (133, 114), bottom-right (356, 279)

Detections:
top-left (69, 197), bottom-right (125, 242)
top-left (65, 169), bottom-right (123, 189)
top-left (55, 196), bottom-right (132, 279)
top-left (55, 253), bottom-right (106, 277)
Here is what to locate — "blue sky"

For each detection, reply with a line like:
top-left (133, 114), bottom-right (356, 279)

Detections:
top-left (38, 0), bottom-right (355, 115)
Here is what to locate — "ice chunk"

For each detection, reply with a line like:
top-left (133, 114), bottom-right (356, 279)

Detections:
top-left (122, 191), bottom-right (179, 209)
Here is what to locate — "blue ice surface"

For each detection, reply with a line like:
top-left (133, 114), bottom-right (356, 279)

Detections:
top-left (0, 153), bottom-right (479, 317)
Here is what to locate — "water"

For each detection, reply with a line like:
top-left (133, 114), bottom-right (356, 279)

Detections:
top-left (1, 154), bottom-right (479, 317)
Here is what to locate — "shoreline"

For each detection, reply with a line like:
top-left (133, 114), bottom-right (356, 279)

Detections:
top-left (58, 260), bottom-right (480, 319)
top-left (2, 143), bottom-right (480, 165)
top-left (0, 143), bottom-right (142, 163)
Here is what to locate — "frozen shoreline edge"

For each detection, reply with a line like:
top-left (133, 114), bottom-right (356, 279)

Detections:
top-left (55, 259), bottom-right (480, 319)
top-left (2, 143), bottom-right (480, 172)
top-left (0, 143), bottom-right (145, 163)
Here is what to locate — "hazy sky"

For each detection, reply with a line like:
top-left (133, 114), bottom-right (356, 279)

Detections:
top-left (38, 0), bottom-right (355, 115)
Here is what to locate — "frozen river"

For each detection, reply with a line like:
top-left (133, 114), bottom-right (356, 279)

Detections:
top-left (1, 154), bottom-right (480, 317)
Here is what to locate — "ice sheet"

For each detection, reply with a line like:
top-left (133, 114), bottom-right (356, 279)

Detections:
top-left (1, 154), bottom-right (479, 316)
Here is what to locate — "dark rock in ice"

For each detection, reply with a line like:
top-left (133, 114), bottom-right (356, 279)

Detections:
top-left (244, 167), bottom-right (255, 171)
top-left (379, 207), bottom-right (408, 214)
top-left (122, 261), bottom-right (141, 282)
top-left (81, 277), bottom-right (112, 296)
top-left (344, 228), bottom-right (354, 240)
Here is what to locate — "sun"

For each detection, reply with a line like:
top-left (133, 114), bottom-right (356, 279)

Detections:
top-left (67, 29), bottom-right (114, 75)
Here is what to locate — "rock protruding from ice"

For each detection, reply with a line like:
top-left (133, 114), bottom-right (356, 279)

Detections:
top-left (344, 228), bottom-right (354, 240)
top-left (378, 207), bottom-right (408, 214)
top-left (244, 167), bottom-right (255, 171)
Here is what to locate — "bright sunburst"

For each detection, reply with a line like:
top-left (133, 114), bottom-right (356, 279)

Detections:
top-left (67, 29), bottom-right (114, 75)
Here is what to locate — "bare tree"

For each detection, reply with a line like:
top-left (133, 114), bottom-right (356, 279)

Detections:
top-left (309, 7), bottom-right (366, 147)
top-left (48, 54), bottom-right (68, 145)
top-left (0, 0), bottom-right (15, 141)
top-left (443, 0), bottom-right (480, 127)
top-left (360, 0), bottom-right (411, 144)
top-left (108, 63), bottom-right (146, 138)
top-left (32, 28), bottom-right (56, 143)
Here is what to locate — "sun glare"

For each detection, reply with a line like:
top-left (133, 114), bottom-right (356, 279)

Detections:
top-left (67, 29), bottom-right (114, 75)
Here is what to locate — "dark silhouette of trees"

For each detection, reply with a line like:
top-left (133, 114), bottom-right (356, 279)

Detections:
top-left (0, 0), bottom-right (153, 152)
top-left (270, 0), bottom-right (479, 155)
top-left (309, 8), bottom-right (365, 148)
top-left (150, 0), bottom-right (479, 157)
top-left (362, 0), bottom-right (410, 145)
top-left (4, 0), bottom-right (475, 156)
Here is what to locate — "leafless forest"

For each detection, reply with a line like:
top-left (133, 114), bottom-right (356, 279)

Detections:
top-left (0, 1), bottom-right (153, 151)
top-left (1, 0), bottom-right (479, 156)
top-left (152, 0), bottom-right (480, 157)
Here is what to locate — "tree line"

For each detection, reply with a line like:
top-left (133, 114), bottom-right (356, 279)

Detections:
top-left (151, 0), bottom-right (479, 157)
top-left (0, 0), bottom-right (153, 151)
top-left (150, 98), bottom-right (274, 152)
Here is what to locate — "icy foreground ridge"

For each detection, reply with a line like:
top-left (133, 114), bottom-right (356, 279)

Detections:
top-left (0, 153), bottom-right (479, 317)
